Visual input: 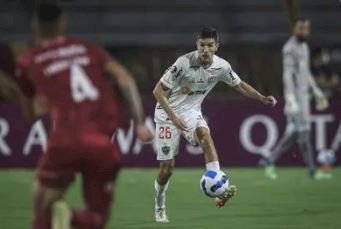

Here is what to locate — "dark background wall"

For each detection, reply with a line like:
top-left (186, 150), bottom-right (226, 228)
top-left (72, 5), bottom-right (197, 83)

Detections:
top-left (1, 0), bottom-right (340, 46)
top-left (0, 0), bottom-right (340, 97)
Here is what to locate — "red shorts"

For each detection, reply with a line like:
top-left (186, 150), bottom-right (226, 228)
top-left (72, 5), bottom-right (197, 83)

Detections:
top-left (37, 131), bottom-right (121, 188)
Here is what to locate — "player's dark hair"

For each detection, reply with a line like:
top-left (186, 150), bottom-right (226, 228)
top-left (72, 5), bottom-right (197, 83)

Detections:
top-left (34, 3), bottom-right (63, 37)
top-left (36, 3), bottom-right (62, 22)
top-left (197, 27), bottom-right (219, 42)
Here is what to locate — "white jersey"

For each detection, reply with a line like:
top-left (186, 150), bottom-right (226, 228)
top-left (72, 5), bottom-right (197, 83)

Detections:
top-left (154, 51), bottom-right (241, 123)
top-left (282, 36), bottom-right (323, 126)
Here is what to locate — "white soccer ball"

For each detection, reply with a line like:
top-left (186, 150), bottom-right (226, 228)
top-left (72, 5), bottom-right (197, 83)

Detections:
top-left (200, 170), bottom-right (229, 198)
top-left (317, 150), bottom-right (336, 165)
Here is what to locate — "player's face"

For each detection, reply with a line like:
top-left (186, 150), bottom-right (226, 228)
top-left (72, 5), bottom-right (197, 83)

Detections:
top-left (196, 38), bottom-right (219, 65)
top-left (294, 20), bottom-right (310, 42)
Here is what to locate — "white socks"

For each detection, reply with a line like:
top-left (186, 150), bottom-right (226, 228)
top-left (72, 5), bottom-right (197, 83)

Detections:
top-left (206, 161), bottom-right (220, 171)
top-left (155, 180), bottom-right (169, 209)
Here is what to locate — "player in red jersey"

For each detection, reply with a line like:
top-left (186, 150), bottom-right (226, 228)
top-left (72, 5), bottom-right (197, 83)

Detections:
top-left (3, 3), bottom-right (153, 229)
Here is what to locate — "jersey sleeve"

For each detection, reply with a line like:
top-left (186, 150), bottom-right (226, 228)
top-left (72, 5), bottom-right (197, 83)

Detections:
top-left (15, 55), bottom-right (35, 98)
top-left (160, 57), bottom-right (187, 89)
top-left (220, 61), bottom-right (241, 86)
top-left (282, 47), bottom-right (298, 101)
top-left (305, 46), bottom-right (323, 98)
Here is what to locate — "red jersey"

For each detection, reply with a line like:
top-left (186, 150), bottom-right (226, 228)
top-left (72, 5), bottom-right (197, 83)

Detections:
top-left (16, 36), bottom-right (122, 134)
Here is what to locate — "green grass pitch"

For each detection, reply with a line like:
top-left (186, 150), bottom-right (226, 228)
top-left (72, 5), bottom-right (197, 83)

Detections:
top-left (1, 168), bottom-right (341, 229)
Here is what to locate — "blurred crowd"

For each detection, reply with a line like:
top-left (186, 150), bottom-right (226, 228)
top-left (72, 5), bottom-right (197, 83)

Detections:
top-left (311, 47), bottom-right (341, 99)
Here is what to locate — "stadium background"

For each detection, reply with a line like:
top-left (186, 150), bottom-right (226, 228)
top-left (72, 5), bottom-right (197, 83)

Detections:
top-left (0, 1), bottom-right (341, 229)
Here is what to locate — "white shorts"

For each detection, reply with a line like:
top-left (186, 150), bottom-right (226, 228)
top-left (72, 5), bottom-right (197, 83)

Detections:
top-left (155, 111), bottom-right (209, 161)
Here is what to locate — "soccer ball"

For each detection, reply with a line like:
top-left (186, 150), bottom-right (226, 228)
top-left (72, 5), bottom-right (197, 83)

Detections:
top-left (317, 149), bottom-right (336, 165)
top-left (200, 170), bottom-right (229, 198)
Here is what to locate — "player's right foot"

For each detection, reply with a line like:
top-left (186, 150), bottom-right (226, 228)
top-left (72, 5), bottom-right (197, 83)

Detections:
top-left (52, 200), bottom-right (71, 229)
top-left (215, 185), bottom-right (237, 208)
top-left (265, 165), bottom-right (278, 180)
top-left (155, 208), bottom-right (169, 223)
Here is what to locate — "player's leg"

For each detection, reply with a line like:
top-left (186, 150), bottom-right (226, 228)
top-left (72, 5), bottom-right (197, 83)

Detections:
top-left (264, 120), bottom-right (297, 179)
top-left (157, 159), bottom-right (175, 186)
top-left (32, 141), bottom-right (76, 229)
top-left (195, 127), bottom-right (237, 207)
top-left (154, 122), bottom-right (180, 223)
top-left (154, 159), bottom-right (174, 223)
top-left (71, 133), bottom-right (121, 229)
top-left (297, 129), bottom-right (317, 178)
top-left (195, 127), bottom-right (219, 169)
top-left (186, 113), bottom-right (236, 208)
top-left (182, 113), bottom-right (220, 170)
top-left (32, 180), bottom-right (67, 229)
top-left (73, 165), bottom-right (120, 229)
top-left (294, 111), bottom-right (327, 179)
top-left (268, 121), bottom-right (297, 164)
top-left (52, 200), bottom-right (71, 229)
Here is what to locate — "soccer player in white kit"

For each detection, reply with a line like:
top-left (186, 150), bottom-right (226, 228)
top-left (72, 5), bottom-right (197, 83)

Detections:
top-left (262, 18), bottom-right (330, 180)
top-left (153, 27), bottom-right (277, 223)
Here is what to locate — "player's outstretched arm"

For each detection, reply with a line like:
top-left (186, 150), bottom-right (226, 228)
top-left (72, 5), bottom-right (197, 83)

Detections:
top-left (233, 81), bottom-right (277, 107)
top-left (106, 59), bottom-right (144, 124)
top-left (106, 59), bottom-right (153, 142)
top-left (307, 73), bottom-right (329, 111)
top-left (0, 70), bottom-right (23, 102)
top-left (0, 70), bottom-right (35, 119)
top-left (153, 81), bottom-right (188, 131)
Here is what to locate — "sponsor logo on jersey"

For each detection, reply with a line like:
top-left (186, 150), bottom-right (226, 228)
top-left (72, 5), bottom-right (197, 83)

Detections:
top-left (228, 70), bottom-right (236, 81)
top-left (170, 65), bottom-right (177, 73)
top-left (174, 67), bottom-right (183, 79)
top-left (181, 86), bottom-right (207, 96)
top-left (162, 146), bottom-right (171, 155)
top-left (35, 44), bottom-right (87, 63)
top-left (165, 65), bottom-right (182, 80)
top-left (188, 90), bottom-right (207, 95)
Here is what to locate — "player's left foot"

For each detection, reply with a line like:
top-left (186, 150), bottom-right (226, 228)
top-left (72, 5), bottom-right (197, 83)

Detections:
top-left (313, 170), bottom-right (333, 180)
top-left (155, 208), bottom-right (169, 223)
top-left (264, 165), bottom-right (278, 180)
top-left (215, 185), bottom-right (237, 208)
top-left (52, 200), bottom-right (71, 229)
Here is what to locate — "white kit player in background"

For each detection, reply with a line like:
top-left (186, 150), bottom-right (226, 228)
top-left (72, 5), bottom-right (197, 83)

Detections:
top-left (261, 18), bottom-right (331, 180)
top-left (152, 27), bottom-right (277, 223)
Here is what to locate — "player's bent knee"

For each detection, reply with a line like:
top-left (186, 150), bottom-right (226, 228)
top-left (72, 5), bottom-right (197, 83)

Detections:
top-left (196, 127), bottom-right (209, 137)
top-left (161, 164), bottom-right (174, 176)
top-left (196, 128), bottom-right (212, 146)
top-left (159, 160), bottom-right (174, 177)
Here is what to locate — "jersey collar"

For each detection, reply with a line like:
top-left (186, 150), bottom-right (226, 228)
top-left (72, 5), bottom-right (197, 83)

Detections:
top-left (191, 51), bottom-right (219, 69)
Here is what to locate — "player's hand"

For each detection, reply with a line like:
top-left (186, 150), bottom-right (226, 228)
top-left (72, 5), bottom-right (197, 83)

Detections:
top-left (315, 95), bottom-right (329, 111)
top-left (284, 94), bottom-right (299, 114)
top-left (135, 123), bottom-right (154, 143)
top-left (171, 116), bottom-right (188, 132)
top-left (262, 96), bottom-right (277, 107)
